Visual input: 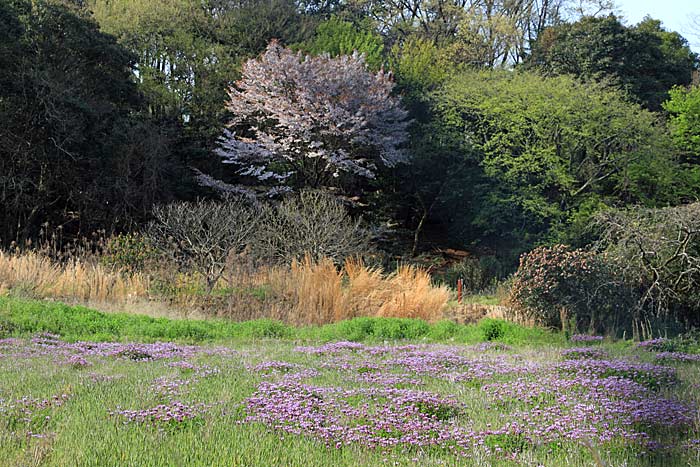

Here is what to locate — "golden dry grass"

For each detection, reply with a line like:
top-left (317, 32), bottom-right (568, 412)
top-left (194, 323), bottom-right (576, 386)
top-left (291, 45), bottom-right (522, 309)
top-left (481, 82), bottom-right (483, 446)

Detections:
top-left (0, 250), bottom-right (148, 303)
top-left (266, 256), bottom-right (346, 325)
top-left (0, 250), bottom-right (451, 324)
top-left (266, 256), bottom-right (451, 324)
top-left (376, 264), bottom-right (451, 321)
top-left (344, 257), bottom-right (385, 318)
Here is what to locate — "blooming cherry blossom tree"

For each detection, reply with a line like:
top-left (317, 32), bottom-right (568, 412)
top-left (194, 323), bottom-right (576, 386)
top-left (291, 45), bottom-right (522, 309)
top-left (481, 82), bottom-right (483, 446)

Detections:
top-left (210, 40), bottom-right (409, 196)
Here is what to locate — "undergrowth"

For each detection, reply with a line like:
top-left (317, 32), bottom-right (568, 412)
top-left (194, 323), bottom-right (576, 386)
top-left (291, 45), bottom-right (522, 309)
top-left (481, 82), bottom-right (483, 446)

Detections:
top-left (0, 250), bottom-right (453, 325)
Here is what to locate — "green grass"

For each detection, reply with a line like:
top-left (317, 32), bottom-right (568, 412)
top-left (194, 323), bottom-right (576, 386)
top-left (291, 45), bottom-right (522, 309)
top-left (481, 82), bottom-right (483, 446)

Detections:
top-left (0, 298), bottom-right (698, 466)
top-left (462, 294), bottom-right (501, 306)
top-left (1, 345), bottom-right (393, 467)
top-left (0, 330), bottom-right (697, 466)
top-left (0, 297), bottom-right (292, 342)
top-left (0, 297), bottom-right (562, 345)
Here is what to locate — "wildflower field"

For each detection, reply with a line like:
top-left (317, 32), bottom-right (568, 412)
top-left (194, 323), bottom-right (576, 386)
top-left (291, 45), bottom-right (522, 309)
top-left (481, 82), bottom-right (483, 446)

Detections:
top-left (1, 302), bottom-right (700, 466)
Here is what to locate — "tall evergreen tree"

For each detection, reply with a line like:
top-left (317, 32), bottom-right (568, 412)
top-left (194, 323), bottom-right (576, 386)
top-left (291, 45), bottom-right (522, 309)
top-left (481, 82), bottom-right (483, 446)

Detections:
top-left (0, 0), bottom-right (177, 243)
top-left (526, 15), bottom-right (698, 110)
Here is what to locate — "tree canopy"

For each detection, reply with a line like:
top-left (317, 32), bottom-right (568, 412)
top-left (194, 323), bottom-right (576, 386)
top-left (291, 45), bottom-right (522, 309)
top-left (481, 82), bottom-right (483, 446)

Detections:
top-left (207, 41), bottom-right (409, 198)
top-left (0, 0), bottom-right (177, 242)
top-left (664, 85), bottom-right (700, 163)
top-left (1, 0), bottom-right (699, 273)
top-left (433, 69), bottom-right (679, 250)
top-left (526, 15), bottom-right (698, 110)
top-left (296, 16), bottom-right (385, 70)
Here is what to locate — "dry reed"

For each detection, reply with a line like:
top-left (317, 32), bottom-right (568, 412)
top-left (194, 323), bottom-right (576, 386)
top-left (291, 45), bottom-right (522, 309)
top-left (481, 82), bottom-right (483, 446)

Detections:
top-left (266, 255), bottom-right (451, 324)
top-left (0, 250), bottom-right (148, 303)
top-left (0, 249), bottom-right (451, 325)
top-left (265, 256), bottom-right (346, 325)
top-left (376, 264), bottom-right (451, 321)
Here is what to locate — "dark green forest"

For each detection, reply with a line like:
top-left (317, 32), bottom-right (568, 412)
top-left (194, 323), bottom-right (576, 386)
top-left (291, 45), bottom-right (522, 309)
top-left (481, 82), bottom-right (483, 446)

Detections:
top-left (2, 0), bottom-right (699, 266)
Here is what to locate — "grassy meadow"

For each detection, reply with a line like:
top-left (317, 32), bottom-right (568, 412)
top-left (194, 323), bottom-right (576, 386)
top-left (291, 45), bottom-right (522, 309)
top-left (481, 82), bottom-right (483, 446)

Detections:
top-left (1, 299), bottom-right (699, 466)
top-left (4, 2), bottom-right (700, 465)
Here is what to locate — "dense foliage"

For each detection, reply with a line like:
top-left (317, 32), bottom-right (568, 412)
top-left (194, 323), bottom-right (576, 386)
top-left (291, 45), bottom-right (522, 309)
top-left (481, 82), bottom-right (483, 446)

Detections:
top-left (0, 0), bottom-right (178, 242)
top-left (2, 1), bottom-right (700, 332)
top-left (296, 16), bottom-right (385, 70)
top-left (664, 86), bottom-right (700, 198)
top-left (665, 86), bottom-right (700, 162)
top-left (431, 70), bottom-right (679, 253)
top-left (510, 245), bottom-right (634, 333)
top-left (527, 15), bottom-right (697, 110)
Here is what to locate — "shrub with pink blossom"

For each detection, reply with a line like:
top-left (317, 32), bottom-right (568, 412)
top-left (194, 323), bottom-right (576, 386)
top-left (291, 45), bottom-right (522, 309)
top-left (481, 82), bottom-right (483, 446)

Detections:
top-left (510, 245), bottom-right (635, 333)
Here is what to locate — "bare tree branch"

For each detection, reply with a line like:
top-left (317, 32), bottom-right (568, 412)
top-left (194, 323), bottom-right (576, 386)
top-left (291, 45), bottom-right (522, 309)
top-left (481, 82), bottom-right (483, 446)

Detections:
top-left (147, 198), bottom-right (259, 291)
top-left (594, 203), bottom-right (700, 322)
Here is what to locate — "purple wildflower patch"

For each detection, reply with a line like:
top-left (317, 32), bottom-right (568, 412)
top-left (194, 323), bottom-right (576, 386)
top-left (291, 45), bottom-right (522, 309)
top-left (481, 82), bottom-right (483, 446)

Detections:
top-left (249, 360), bottom-right (299, 374)
top-left (0, 393), bottom-right (71, 437)
top-left (561, 347), bottom-right (607, 360)
top-left (65, 355), bottom-right (91, 368)
top-left (1, 334), bottom-right (698, 462)
top-left (570, 334), bottom-right (604, 343)
top-left (636, 338), bottom-right (671, 351)
top-left (556, 359), bottom-right (677, 389)
top-left (241, 342), bottom-right (696, 457)
top-left (655, 352), bottom-right (700, 363)
top-left (111, 401), bottom-right (210, 426)
top-left (243, 380), bottom-right (474, 453)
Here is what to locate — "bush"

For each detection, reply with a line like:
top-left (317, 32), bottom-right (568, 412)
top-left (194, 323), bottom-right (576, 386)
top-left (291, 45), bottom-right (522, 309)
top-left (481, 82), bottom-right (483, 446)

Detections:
top-left (373, 318), bottom-right (431, 340)
top-left (319, 317), bottom-right (431, 341)
top-left (479, 318), bottom-right (506, 341)
top-left (253, 190), bottom-right (371, 265)
top-left (101, 233), bottom-right (158, 272)
top-left (428, 320), bottom-right (460, 340)
top-left (0, 315), bottom-right (16, 337)
top-left (509, 245), bottom-right (635, 333)
top-left (595, 204), bottom-right (700, 326)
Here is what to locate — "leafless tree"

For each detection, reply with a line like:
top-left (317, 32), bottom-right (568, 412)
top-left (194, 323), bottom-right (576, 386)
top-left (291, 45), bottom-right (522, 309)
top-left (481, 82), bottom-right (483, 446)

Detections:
top-left (356, 0), bottom-right (612, 65)
top-left (565, 0), bottom-right (616, 19)
top-left (148, 198), bottom-right (259, 291)
top-left (687, 13), bottom-right (700, 49)
top-left (594, 203), bottom-right (700, 324)
top-left (253, 190), bottom-right (371, 265)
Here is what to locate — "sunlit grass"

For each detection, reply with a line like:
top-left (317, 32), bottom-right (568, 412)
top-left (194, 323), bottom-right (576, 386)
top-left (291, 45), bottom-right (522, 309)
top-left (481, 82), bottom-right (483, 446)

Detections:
top-left (0, 337), bottom-right (697, 466)
top-left (0, 299), bottom-right (698, 466)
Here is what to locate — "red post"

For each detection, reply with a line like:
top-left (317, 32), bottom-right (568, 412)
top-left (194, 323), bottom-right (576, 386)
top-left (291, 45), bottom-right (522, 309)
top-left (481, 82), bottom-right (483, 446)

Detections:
top-left (457, 278), bottom-right (463, 304)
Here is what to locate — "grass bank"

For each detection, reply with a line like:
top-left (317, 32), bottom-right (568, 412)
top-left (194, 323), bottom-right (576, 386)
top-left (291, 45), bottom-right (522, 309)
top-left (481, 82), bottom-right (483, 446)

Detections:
top-left (0, 297), bottom-right (560, 345)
